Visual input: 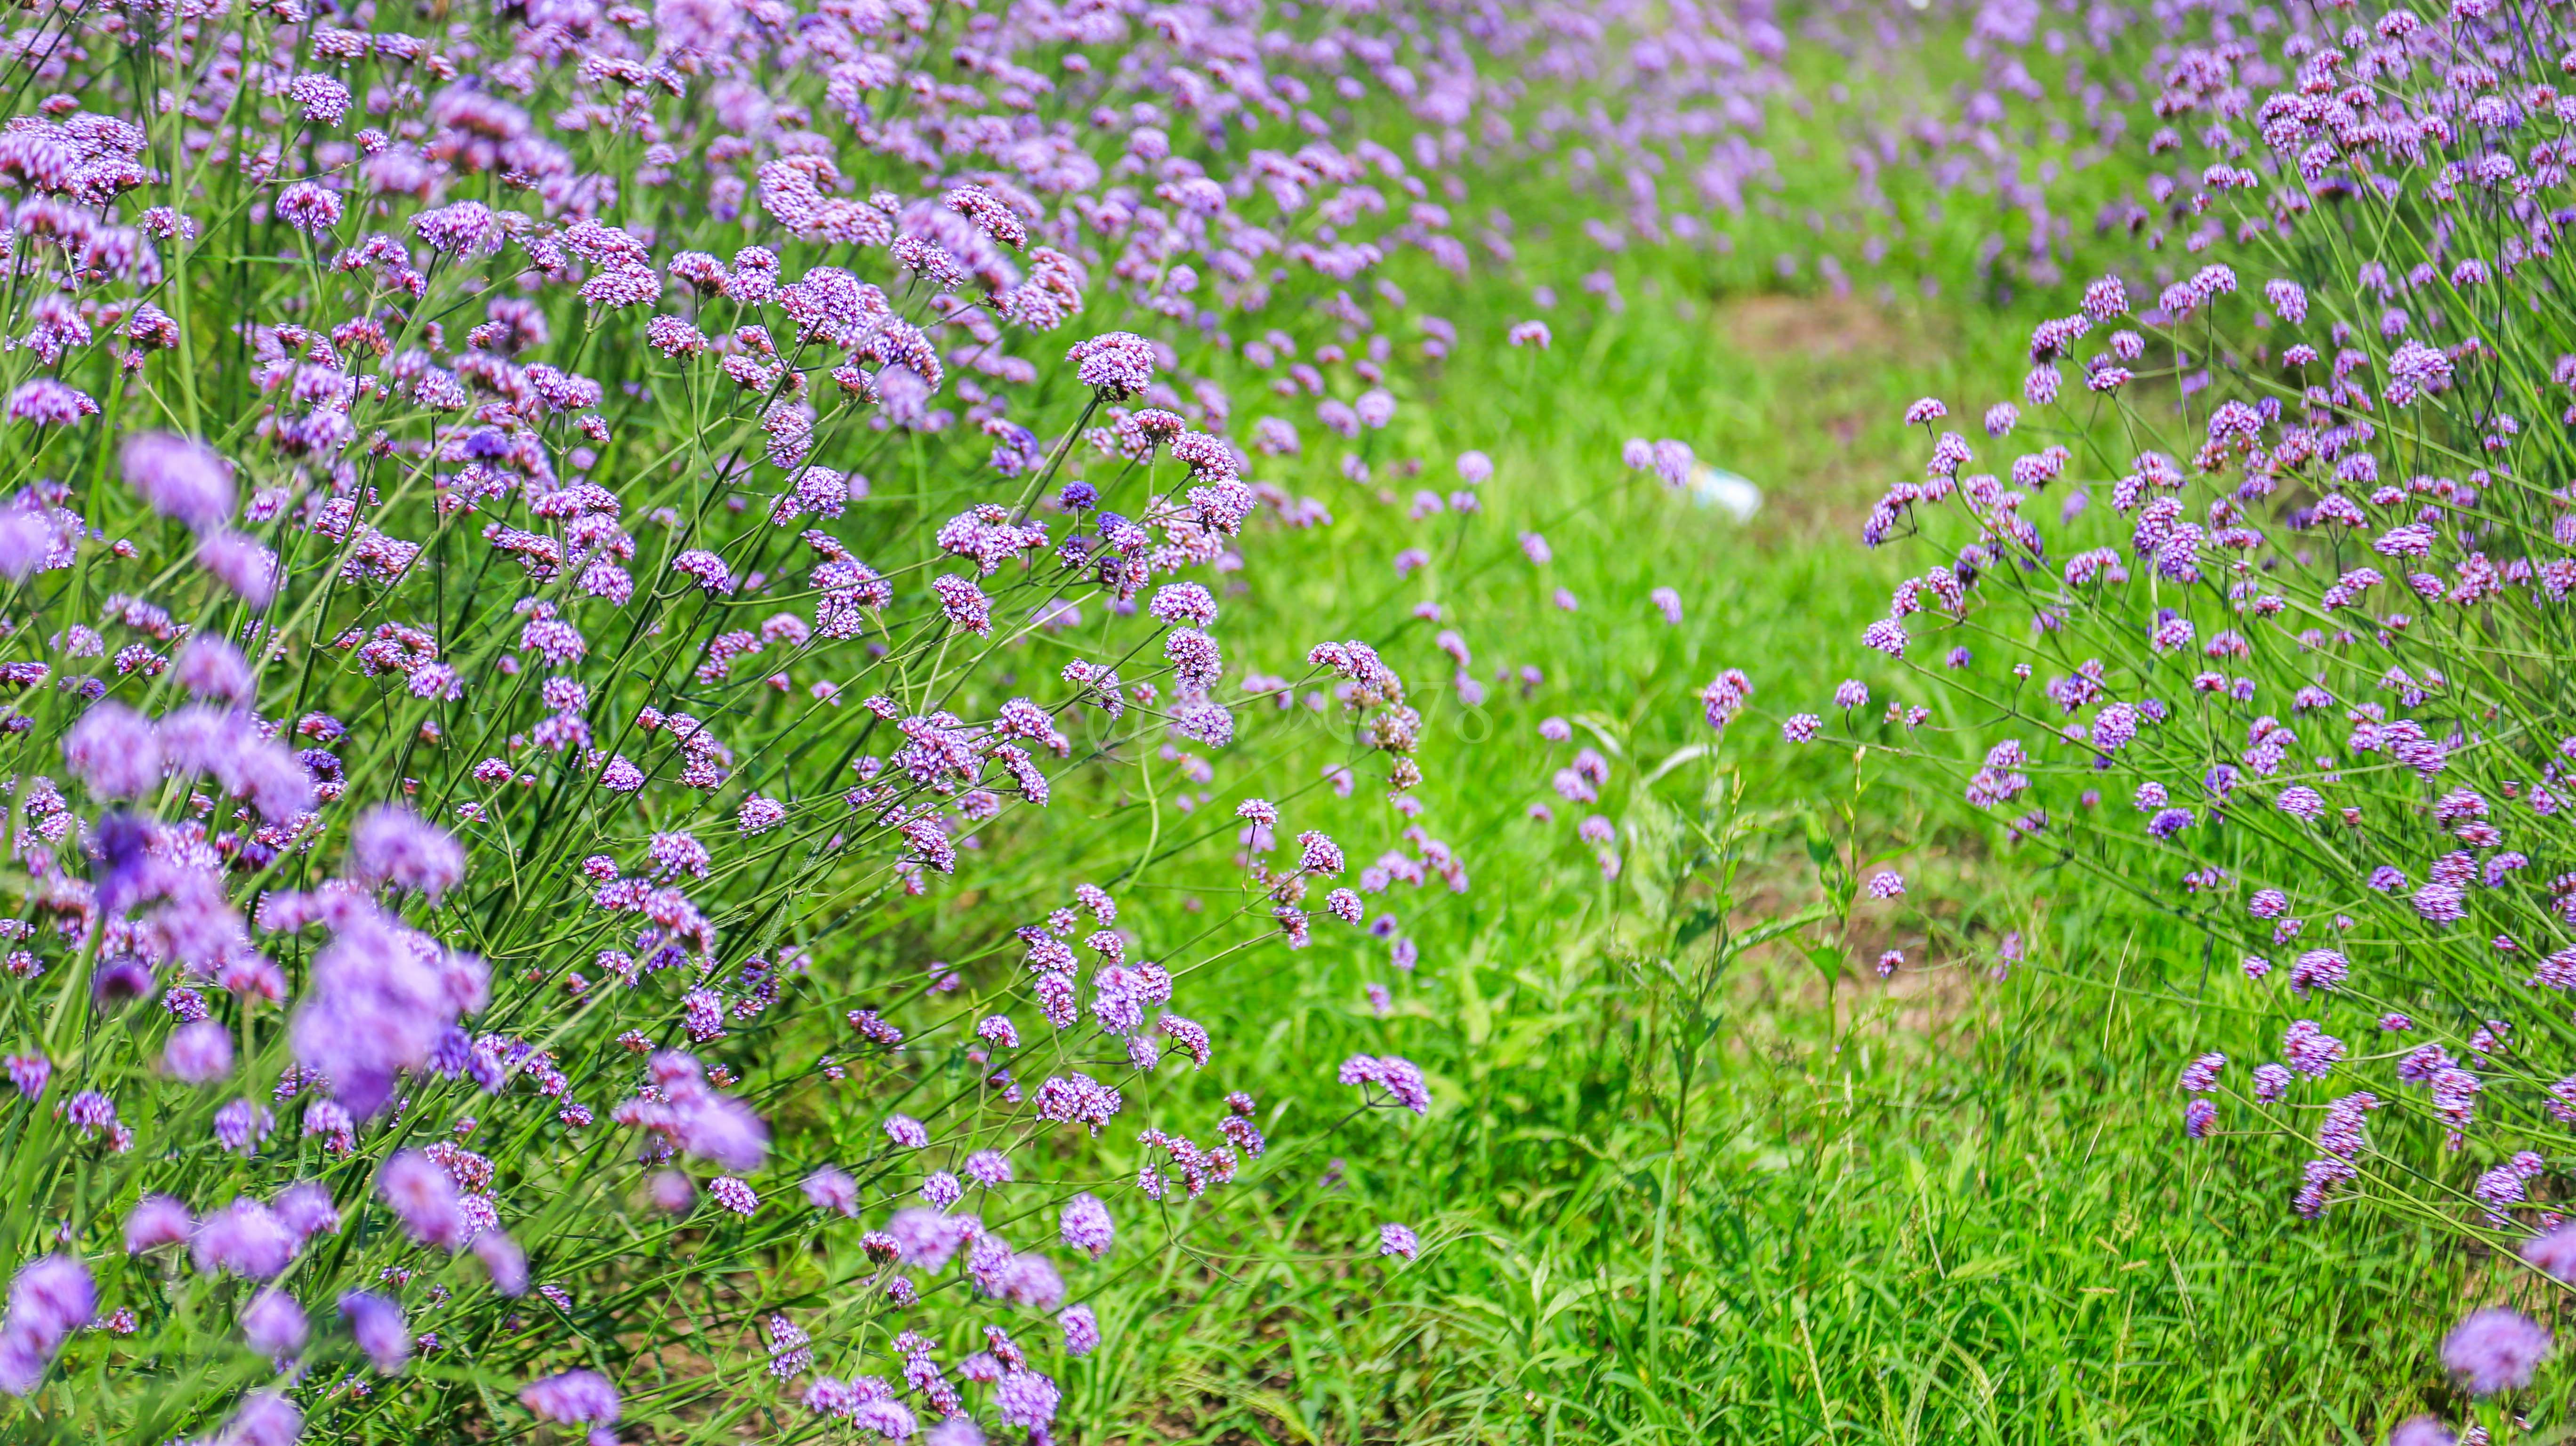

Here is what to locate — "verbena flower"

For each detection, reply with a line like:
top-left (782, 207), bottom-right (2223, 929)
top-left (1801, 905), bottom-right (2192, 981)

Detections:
top-left (2442, 1309), bottom-right (2551, 1396)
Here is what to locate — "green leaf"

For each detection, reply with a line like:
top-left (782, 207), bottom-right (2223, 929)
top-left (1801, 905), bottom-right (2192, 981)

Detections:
top-left (1641, 741), bottom-right (1711, 785)
top-left (1801, 808), bottom-right (1836, 869)
top-left (1673, 905), bottom-right (1724, 952)
top-left (1455, 935), bottom-right (1492, 1047)
top-left (1803, 808), bottom-right (1855, 913)
top-left (1945, 1253), bottom-right (2018, 1282)
top-left (1626, 1167), bottom-right (1664, 1205)
top-left (1570, 712), bottom-right (1627, 757)
top-left (1719, 901), bottom-right (1837, 963)
top-left (1624, 794), bottom-right (1682, 925)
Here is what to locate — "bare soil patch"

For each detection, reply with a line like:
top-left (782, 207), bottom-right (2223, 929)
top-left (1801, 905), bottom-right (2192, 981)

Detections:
top-left (1713, 292), bottom-right (1904, 361)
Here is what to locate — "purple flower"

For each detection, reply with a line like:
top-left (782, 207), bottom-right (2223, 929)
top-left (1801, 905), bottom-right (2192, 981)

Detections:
top-left (2442, 1307), bottom-right (2549, 1395)
top-left (62, 702), bottom-right (161, 799)
top-left (2383, 1418), bottom-right (2453, 1446)
top-left (995, 1369), bottom-right (1061, 1429)
top-left (999, 1253), bottom-right (1065, 1310)
top-left (64, 1089), bottom-right (119, 1139)
top-left (2527, 1223), bottom-right (2576, 1283)
top-left (8, 379), bottom-right (97, 426)
top-left (379, 1149), bottom-right (467, 1250)
top-left (275, 180), bottom-right (343, 233)
top-left (2385, 339), bottom-right (2453, 405)
top-left (2281, 1020), bottom-right (2344, 1077)
top-left (2182, 1098), bottom-right (2216, 1138)
top-left (2178, 1052), bottom-right (2224, 1093)
top-left (1298, 830), bottom-right (1345, 875)
top-left (212, 1100), bottom-right (267, 1153)
top-left (338, 1291), bottom-right (410, 1374)
top-left (412, 200), bottom-right (504, 257)
top-left (1059, 1193), bottom-right (1113, 1259)
top-left (124, 1194), bottom-right (193, 1253)
top-left (887, 1207), bottom-right (972, 1270)
top-left (2316, 1093), bottom-right (2375, 1160)
top-left (1338, 1054), bottom-right (1431, 1114)
top-left (215, 1392), bottom-right (302, 1446)
top-left (2287, 948), bottom-right (2348, 995)
top-left (1032, 1072), bottom-right (1123, 1132)
top-left (802, 1167), bottom-right (860, 1216)
top-left (2147, 807), bottom-right (2194, 839)
top-left (346, 805), bottom-right (467, 900)
top-left (618, 1052), bottom-right (769, 1172)
top-left (521, 1368), bottom-right (621, 1425)
top-left (0, 1253), bottom-right (93, 1394)
top-left (291, 908), bottom-right (489, 1117)
top-left (163, 1020), bottom-right (233, 1084)
top-left (193, 1197), bottom-right (298, 1280)
top-left (120, 432), bottom-right (234, 530)
top-left (473, 1230), bottom-right (528, 1296)
top-left (289, 73), bottom-right (350, 124)
top-left (671, 548), bottom-right (736, 595)
top-left (918, 1172), bottom-right (963, 1209)
top-left (240, 1288), bottom-right (309, 1358)
top-left (2292, 1157), bottom-right (2356, 1219)
top-left (1700, 668), bottom-right (1751, 729)
top-left (0, 506), bottom-right (52, 580)
top-left (648, 1171), bottom-right (696, 1214)
top-left (174, 635), bottom-right (256, 704)
top-left (1066, 331), bottom-right (1156, 397)
top-left (765, 1315), bottom-right (812, 1379)
top-left (2413, 880), bottom-right (2467, 925)
top-left (1060, 1302), bottom-right (1101, 1357)
top-left (269, 1183), bottom-right (338, 1243)
top-left (806, 1373), bottom-right (919, 1434)
top-left (195, 530), bottom-right (279, 604)
top-left (1378, 1222), bottom-right (1420, 1260)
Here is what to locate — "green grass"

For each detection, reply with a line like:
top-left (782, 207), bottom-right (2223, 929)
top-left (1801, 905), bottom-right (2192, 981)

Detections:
top-left (1008, 208), bottom-right (2505, 1443)
top-left (710, 18), bottom-right (2531, 1442)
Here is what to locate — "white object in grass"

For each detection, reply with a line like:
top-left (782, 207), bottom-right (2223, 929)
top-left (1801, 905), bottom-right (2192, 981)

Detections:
top-left (1685, 461), bottom-right (1763, 522)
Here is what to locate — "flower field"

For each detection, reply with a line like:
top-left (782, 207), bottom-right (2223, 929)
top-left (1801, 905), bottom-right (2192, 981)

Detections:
top-left (0, 0), bottom-right (2563, 1440)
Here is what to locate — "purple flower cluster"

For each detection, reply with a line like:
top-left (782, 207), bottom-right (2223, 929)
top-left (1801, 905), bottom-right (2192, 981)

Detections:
top-left (0, 1256), bottom-right (92, 1396)
top-left (0, 0), bottom-right (2186, 1425)
top-left (1338, 1054), bottom-right (1433, 1115)
top-left (2443, 1309), bottom-right (2551, 1396)
top-left (1849, 0), bottom-right (2576, 1384)
top-left (0, 0), bottom-right (1529, 1414)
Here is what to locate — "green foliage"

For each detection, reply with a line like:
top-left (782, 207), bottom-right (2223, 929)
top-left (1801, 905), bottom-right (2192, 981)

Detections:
top-left (1033, 228), bottom-right (2482, 1438)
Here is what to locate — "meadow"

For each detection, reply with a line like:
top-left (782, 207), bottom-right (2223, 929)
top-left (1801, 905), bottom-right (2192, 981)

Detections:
top-left (0, 0), bottom-right (2562, 1441)
top-left (1083, 203), bottom-right (2481, 1444)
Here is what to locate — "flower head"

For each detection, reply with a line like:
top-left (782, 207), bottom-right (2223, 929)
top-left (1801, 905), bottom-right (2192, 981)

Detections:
top-left (2442, 1308), bottom-right (2550, 1395)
